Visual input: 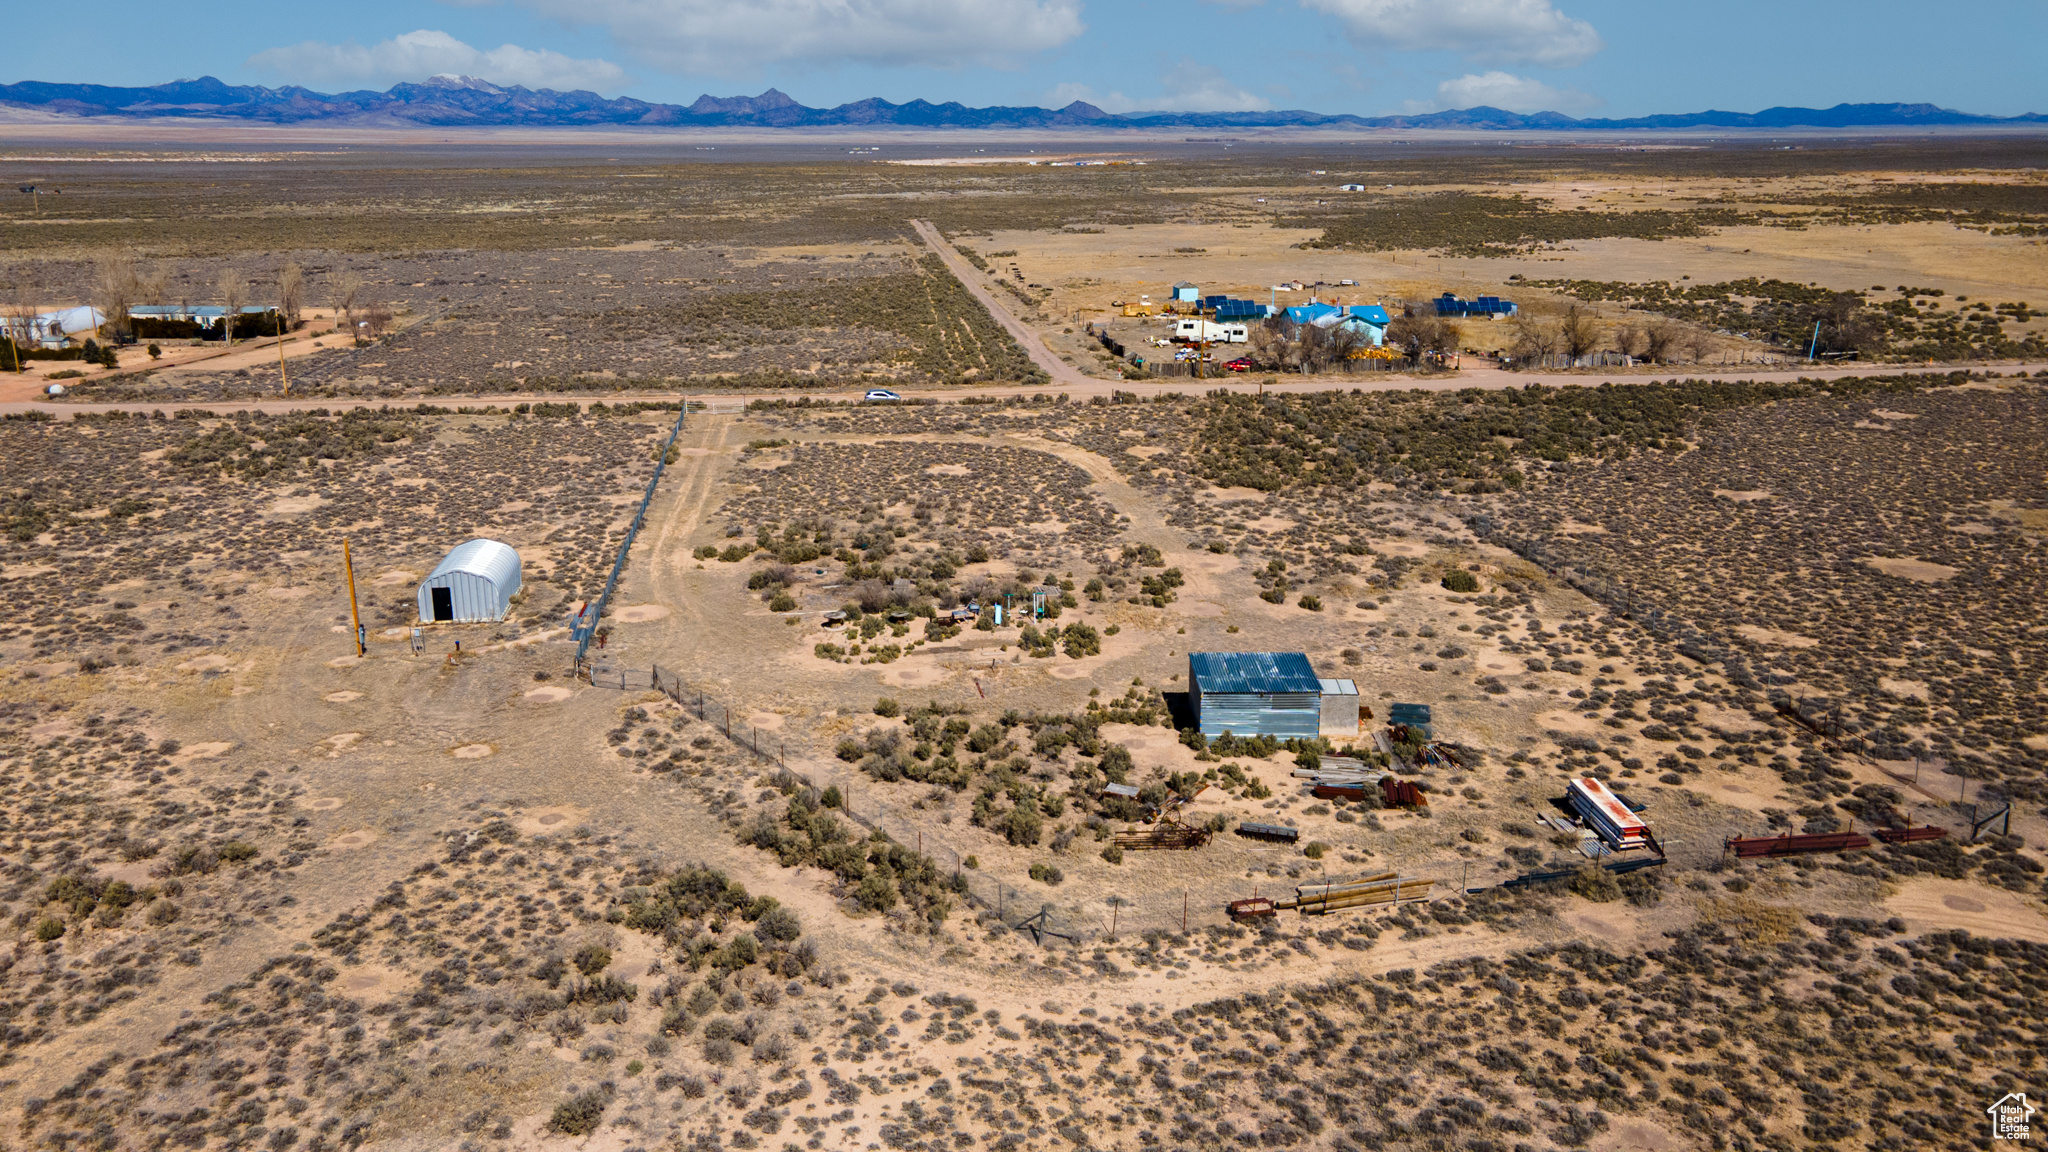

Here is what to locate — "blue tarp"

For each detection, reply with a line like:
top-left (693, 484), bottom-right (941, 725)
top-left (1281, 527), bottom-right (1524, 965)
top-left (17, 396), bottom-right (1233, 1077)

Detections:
top-left (1389, 703), bottom-right (1433, 725)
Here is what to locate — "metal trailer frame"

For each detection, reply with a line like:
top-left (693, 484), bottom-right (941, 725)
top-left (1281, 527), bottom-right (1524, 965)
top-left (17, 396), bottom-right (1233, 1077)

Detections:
top-left (1236, 821), bottom-right (1300, 843)
top-left (1873, 824), bottom-right (1949, 844)
top-left (1725, 831), bottom-right (1871, 858)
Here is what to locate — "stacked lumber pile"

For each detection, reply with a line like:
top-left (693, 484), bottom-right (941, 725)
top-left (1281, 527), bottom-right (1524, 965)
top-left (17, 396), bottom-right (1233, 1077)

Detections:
top-left (1272, 871), bottom-right (1433, 914)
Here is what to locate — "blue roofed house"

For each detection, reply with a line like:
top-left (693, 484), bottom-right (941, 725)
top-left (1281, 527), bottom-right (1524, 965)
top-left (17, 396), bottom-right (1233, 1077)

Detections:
top-left (1282, 302), bottom-right (1390, 347)
top-left (1188, 652), bottom-right (1324, 739)
top-left (1335, 304), bottom-right (1390, 347)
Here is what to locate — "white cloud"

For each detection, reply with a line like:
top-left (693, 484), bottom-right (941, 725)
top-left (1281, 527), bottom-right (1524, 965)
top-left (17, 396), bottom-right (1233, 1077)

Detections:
top-left (516, 0), bottom-right (1084, 74)
top-left (1048, 64), bottom-right (1273, 114)
top-left (1303, 0), bottom-right (1602, 67)
top-left (249, 30), bottom-right (629, 93)
top-left (1433, 70), bottom-right (1597, 112)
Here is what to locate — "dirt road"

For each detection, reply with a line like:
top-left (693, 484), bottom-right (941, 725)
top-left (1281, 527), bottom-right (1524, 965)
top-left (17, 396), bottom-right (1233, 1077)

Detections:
top-left (5, 355), bottom-right (2038, 422)
top-left (909, 217), bottom-right (1093, 389)
top-left (2, 227), bottom-right (2036, 423)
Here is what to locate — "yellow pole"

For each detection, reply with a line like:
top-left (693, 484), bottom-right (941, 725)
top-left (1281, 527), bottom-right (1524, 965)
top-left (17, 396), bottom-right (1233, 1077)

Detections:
top-left (343, 538), bottom-right (364, 656)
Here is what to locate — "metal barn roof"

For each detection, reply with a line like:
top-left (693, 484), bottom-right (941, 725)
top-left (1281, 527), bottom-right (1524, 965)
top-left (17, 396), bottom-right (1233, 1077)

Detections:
top-left (428, 538), bottom-right (521, 587)
top-left (1317, 678), bottom-right (1359, 696)
top-left (1189, 652), bottom-right (1321, 695)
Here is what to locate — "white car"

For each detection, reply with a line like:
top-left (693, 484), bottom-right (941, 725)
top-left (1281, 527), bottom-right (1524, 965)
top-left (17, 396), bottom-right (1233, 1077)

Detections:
top-left (863, 389), bottom-right (902, 402)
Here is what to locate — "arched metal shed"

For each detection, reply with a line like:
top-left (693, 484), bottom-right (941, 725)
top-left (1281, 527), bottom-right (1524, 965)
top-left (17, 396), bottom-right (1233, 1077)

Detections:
top-left (417, 539), bottom-right (521, 623)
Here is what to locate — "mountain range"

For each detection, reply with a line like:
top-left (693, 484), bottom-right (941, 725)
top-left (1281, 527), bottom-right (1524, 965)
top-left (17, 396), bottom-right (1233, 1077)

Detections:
top-left (1, 75), bottom-right (2041, 131)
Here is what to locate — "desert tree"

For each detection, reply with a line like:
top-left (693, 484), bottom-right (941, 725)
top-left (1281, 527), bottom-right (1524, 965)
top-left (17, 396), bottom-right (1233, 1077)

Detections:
top-left (277, 261), bottom-right (304, 325)
top-left (1296, 321), bottom-right (1357, 371)
top-left (1611, 325), bottom-right (1645, 359)
top-left (93, 251), bottom-right (139, 340)
top-left (1386, 313), bottom-right (1456, 360)
top-left (361, 300), bottom-right (394, 340)
top-left (1507, 315), bottom-right (1556, 365)
top-left (1643, 322), bottom-right (1678, 364)
top-left (218, 270), bottom-right (246, 345)
top-left (4, 262), bottom-right (45, 361)
top-left (1246, 321), bottom-right (1292, 371)
top-left (139, 262), bottom-right (170, 306)
top-left (333, 268), bottom-right (364, 331)
top-left (1559, 304), bottom-right (1600, 361)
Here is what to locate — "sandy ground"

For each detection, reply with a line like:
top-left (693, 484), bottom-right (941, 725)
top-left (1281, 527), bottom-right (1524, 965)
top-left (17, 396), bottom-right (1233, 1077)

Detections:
top-left (8, 356), bottom-right (2042, 418)
top-left (1, 400), bottom-right (2039, 1150)
top-left (3, 137), bottom-right (2043, 1148)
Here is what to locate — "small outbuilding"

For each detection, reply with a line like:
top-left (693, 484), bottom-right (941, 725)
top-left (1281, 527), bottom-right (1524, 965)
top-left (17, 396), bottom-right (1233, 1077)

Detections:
top-left (1171, 281), bottom-right (1201, 303)
top-left (417, 538), bottom-right (521, 624)
top-left (1188, 651), bottom-right (1322, 739)
top-left (1317, 677), bottom-right (1360, 736)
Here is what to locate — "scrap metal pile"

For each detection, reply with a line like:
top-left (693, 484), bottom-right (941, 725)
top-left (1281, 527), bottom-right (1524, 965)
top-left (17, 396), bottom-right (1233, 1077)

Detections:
top-left (1292, 758), bottom-right (1431, 809)
top-left (1113, 820), bottom-right (1213, 851)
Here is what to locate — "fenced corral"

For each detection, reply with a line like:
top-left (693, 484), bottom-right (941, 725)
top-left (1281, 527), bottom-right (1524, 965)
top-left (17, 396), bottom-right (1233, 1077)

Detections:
top-left (572, 405), bottom-right (689, 664)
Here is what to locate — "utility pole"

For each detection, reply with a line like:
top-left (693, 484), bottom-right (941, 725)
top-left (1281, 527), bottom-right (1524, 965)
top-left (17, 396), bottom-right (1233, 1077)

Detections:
top-left (342, 538), bottom-right (365, 656)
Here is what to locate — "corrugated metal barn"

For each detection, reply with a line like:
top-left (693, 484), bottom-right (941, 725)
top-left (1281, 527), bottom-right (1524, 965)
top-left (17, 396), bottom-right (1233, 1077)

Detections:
top-left (417, 539), bottom-right (522, 624)
top-left (1188, 652), bottom-right (1322, 739)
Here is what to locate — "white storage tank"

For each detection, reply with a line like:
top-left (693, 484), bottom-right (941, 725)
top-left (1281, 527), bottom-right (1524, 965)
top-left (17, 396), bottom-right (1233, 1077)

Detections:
top-left (417, 539), bottom-right (521, 624)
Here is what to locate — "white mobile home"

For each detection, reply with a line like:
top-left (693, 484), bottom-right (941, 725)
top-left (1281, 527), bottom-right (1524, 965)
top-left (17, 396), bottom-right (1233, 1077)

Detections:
top-left (1173, 318), bottom-right (1249, 344)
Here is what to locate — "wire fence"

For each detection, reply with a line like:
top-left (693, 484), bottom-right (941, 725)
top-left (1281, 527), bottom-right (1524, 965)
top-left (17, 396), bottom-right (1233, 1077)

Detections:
top-left (576, 658), bottom-right (1711, 941)
top-left (572, 405), bottom-right (689, 665)
top-left (577, 661), bottom-right (794, 768)
top-left (1132, 356), bottom-right (1409, 380)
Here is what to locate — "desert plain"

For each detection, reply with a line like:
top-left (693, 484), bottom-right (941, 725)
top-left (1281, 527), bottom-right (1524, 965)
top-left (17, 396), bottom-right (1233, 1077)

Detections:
top-left (0, 132), bottom-right (2041, 1152)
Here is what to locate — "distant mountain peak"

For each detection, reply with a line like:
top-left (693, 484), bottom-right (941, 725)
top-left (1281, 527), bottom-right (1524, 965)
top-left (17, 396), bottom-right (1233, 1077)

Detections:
top-left (0, 76), bottom-right (2038, 131)
top-left (421, 75), bottom-right (509, 94)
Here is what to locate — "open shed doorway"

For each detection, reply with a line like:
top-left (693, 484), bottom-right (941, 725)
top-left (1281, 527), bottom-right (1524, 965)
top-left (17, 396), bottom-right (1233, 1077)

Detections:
top-left (430, 587), bottom-right (454, 622)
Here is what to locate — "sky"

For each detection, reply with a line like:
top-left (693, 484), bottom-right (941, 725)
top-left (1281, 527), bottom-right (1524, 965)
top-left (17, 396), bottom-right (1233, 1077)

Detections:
top-left (10, 0), bottom-right (2047, 118)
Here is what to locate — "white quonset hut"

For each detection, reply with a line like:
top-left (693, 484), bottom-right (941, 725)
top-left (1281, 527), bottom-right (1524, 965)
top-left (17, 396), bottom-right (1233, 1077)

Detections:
top-left (417, 539), bottom-right (521, 623)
